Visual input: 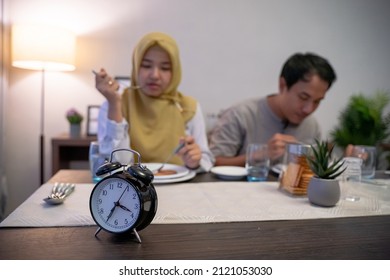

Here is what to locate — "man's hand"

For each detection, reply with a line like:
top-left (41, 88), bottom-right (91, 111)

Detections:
top-left (267, 133), bottom-right (299, 161)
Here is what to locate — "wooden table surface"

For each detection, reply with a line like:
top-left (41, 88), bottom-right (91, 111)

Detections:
top-left (1, 170), bottom-right (389, 260)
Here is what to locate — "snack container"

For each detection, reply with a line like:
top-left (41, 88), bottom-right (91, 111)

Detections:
top-left (279, 143), bottom-right (314, 196)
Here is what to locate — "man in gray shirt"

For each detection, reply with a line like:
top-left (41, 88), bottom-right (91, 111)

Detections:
top-left (209, 52), bottom-right (336, 166)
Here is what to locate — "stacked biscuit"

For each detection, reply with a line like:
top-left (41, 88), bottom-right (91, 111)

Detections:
top-left (280, 154), bottom-right (314, 195)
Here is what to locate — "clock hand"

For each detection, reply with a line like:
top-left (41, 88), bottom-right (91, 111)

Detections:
top-left (106, 186), bottom-right (131, 222)
top-left (106, 202), bottom-right (117, 222)
top-left (106, 185), bottom-right (129, 222)
top-left (116, 185), bottom-right (129, 204)
top-left (118, 204), bottom-right (132, 213)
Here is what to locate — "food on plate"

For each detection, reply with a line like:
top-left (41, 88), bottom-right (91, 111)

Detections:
top-left (154, 169), bottom-right (177, 176)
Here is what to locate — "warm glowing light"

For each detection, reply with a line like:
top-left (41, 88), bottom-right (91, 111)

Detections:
top-left (12, 25), bottom-right (76, 71)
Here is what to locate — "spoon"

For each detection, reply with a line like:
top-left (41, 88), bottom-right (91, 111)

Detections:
top-left (92, 70), bottom-right (143, 90)
top-left (43, 183), bottom-right (75, 205)
top-left (154, 142), bottom-right (185, 173)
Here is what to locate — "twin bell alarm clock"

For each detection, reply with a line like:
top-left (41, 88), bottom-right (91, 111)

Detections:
top-left (89, 148), bottom-right (157, 243)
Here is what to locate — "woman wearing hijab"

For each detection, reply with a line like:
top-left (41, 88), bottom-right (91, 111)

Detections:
top-left (95, 32), bottom-right (214, 172)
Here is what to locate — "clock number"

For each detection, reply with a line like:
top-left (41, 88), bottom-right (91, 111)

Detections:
top-left (117, 182), bottom-right (123, 188)
top-left (102, 190), bottom-right (108, 196)
top-left (124, 219), bottom-right (128, 224)
top-left (109, 183), bottom-right (114, 190)
top-left (132, 193), bottom-right (137, 199)
top-left (134, 203), bottom-right (139, 210)
top-left (114, 219), bottom-right (118, 225)
top-left (98, 208), bottom-right (104, 214)
top-left (98, 198), bottom-right (102, 204)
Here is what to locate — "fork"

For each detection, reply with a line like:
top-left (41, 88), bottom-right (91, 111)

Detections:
top-left (43, 182), bottom-right (75, 205)
top-left (154, 142), bottom-right (185, 173)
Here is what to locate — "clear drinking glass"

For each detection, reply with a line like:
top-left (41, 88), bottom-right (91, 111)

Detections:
top-left (89, 141), bottom-right (109, 183)
top-left (341, 157), bottom-right (362, 201)
top-left (350, 145), bottom-right (377, 179)
top-left (245, 143), bottom-right (270, 182)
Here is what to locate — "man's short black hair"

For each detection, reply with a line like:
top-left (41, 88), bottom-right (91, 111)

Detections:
top-left (280, 52), bottom-right (336, 90)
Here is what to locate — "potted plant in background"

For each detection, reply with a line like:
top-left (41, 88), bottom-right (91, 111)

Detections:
top-left (66, 108), bottom-right (83, 138)
top-left (330, 90), bottom-right (390, 169)
top-left (306, 139), bottom-right (346, 207)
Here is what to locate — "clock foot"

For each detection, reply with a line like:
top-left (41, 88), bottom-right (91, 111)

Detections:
top-left (133, 228), bottom-right (142, 243)
top-left (94, 227), bottom-right (102, 237)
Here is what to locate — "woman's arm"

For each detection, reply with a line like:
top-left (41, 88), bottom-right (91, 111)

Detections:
top-left (185, 103), bottom-right (215, 172)
top-left (97, 101), bottom-right (132, 163)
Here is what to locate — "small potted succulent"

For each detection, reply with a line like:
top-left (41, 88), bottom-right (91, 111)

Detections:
top-left (306, 139), bottom-right (346, 207)
top-left (66, 108), bottom-right (83, 138)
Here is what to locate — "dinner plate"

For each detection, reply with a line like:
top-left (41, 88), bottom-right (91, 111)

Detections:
top-left (144, 163), bottom-right (190, 179)
top-left (210, 166), bottom-right (247, 180)
top-left (152, 170), bottom-right (196, 184)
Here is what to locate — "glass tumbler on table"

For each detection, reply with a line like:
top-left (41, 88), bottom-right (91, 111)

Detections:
top-left (341, 156), bottom-right (363, 202)
top-left (89, 141), bottom-right (109, 184)
top-left (245, 143), bottom-right (270, 181)
top-left (350, 145), bottom-right (377, 179)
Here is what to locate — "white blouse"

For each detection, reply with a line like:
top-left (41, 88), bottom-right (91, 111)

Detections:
top-left (97, 101), bottom-right (214, 172)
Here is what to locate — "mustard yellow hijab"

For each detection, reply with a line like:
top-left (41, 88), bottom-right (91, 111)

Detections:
top-left (122, 32), bottom-right (196, 165)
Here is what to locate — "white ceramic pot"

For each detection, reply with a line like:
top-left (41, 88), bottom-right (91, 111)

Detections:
top-left (307, 177), bottom-right (340, 207)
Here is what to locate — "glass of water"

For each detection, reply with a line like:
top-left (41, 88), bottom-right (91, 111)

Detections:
top-left (89, 141), bottom-right (109, 184)
top-left (350, 145), bottom-right (376, 179)
top-left (245, 143), bottom-right (270, 182)
top-left (341, 157), bottom-right (362, 201)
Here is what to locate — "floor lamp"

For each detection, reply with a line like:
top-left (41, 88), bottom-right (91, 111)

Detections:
top-left (11, 25), bottom-right (76, 184)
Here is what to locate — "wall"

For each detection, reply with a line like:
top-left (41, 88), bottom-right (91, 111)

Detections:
top-left (2, 0), bottom-right (390, 217)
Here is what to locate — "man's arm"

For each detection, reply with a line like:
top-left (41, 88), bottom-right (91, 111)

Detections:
top-left (215, 154), bottom-right (246, 167)
top-left (215, 133), bottom-right (299, 166)
top-left (209, 108), bottom-right (244, 165)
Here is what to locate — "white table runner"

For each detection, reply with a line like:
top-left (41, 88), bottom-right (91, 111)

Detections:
top-left (1, 180), bottom-right (390, 227)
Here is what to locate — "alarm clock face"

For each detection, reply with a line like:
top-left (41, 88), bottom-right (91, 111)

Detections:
top-left (90, 176), bottom-right (142, 233)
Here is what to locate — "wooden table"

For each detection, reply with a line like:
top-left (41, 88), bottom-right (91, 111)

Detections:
top-left (0, 170), bottom-right (389, 260)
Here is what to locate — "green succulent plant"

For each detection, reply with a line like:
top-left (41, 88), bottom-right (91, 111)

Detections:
top-left (330, 90), bottom-right (390, 148)
top-left (306, 139), bottom-right (346, 180)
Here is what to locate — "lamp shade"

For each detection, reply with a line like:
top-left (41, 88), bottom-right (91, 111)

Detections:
top-left (12, 25), bottom-right (76, 71)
